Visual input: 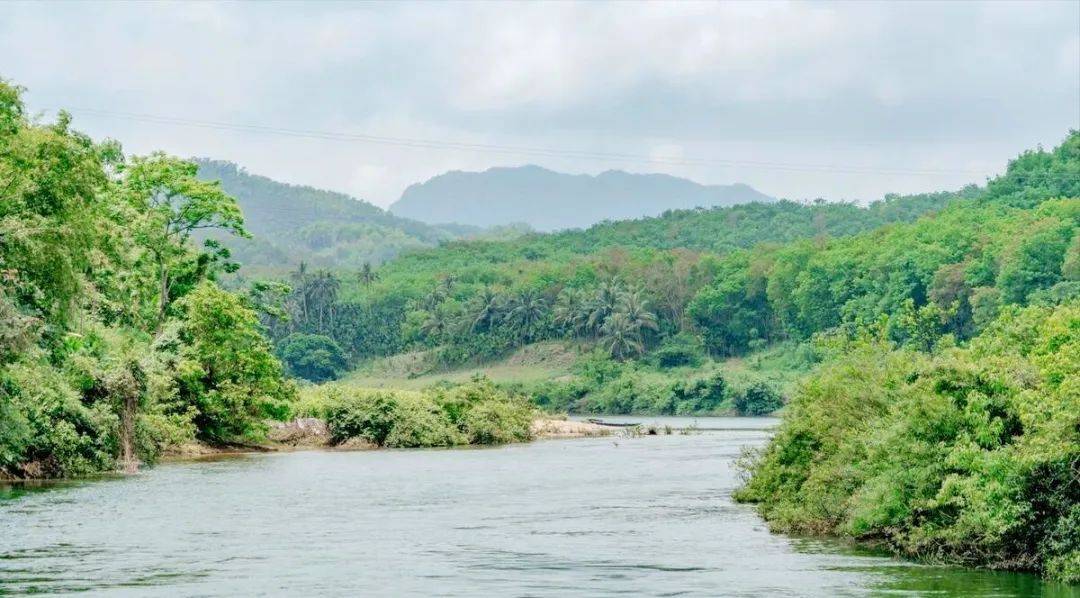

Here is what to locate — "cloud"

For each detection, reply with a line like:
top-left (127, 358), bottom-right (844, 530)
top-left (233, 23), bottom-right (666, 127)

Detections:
top-left (0, 1), bottom-right (1076, 206)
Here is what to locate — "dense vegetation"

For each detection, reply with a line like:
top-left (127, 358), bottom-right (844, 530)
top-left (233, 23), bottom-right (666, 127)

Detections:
top-left (256, 180), bottom-right (971, 381)
top-left (724, 134), bottom-right (1080, 582)
top-left (0, 82), bottom-right (296, 478)
top-left (297, 379), bottom-right (534, 448)
top-left (260, 132), bottom-right (1075, 407)
top-left (736, 302), bottom-right (1079, 582)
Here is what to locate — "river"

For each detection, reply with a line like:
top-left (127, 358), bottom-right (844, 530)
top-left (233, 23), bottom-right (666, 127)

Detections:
top-left (1, 417), bottom-right (1074, 596)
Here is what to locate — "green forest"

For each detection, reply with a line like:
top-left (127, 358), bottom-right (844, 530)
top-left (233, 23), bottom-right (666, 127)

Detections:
top-left (1, 75), bottom-right (1077, 581)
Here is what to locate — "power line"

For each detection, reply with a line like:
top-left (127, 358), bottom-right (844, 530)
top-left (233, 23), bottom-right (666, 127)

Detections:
top-left (53, 106), bottom-right (1010, 179)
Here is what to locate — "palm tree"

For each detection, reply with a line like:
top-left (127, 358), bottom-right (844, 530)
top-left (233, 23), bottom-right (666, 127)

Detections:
top-left (358, 262), bottom-right (380, 287)
top-left (420, 306), bottom-right (451, 341)
top-left (599, 312), bottom-right (645, 360)
top-left (506, 288), bottom-right (549, 344)
top-left (553, 287), bottom-right (588, 337)
top-left (309, 270), bottom-right (340, 332)
top-left (617, 289), bottom-right (659, 335)
top-left (586, 277), bottom-right (623, 334)
top-left (467, 286), bottom-right (504, 332)
top-left (289, 261), bottom-right (310, 323)
top-left (438, 274), bottom-right (457, 295)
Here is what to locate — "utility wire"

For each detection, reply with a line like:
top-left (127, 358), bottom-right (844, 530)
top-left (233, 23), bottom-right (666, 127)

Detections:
top-left (54, 106), bottom-right (1017, 178)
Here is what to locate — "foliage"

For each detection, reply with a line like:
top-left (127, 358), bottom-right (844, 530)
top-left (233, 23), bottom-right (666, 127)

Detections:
top-left (278, 333), bottom-right (347, 382)
top-left (0, 80), bottom-right (294, 477)
top-left (193, 159), bottom-right (467, 271)
top-left (172, 283), bottom-right (295, 442)
top-left (736, 302), bottom-right (1080, 582)
top-left (254, 162), bottom-right (973, 366)
top-left (286, 132), bottom-right (1078, 377)
top-left (651, 333), bottom-right (706, 368)
top-left (314, 379), bottom-right (534, 448)
top-left (731, 380), bottom-right (784, 416)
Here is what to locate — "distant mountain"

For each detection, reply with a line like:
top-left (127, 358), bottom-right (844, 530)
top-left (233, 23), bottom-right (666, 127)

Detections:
top-left (389, 165), bottom-right (774, 231)
top-left (194, 160), bottom-right (472, 272)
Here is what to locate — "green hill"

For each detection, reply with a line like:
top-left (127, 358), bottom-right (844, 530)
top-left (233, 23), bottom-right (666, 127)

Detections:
top-left (194, 159), bottom-right (472, 272)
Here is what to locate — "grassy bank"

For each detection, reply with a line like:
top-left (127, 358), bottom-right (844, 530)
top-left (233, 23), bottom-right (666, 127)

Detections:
top-left (342, 340), bottom-right (810, 417)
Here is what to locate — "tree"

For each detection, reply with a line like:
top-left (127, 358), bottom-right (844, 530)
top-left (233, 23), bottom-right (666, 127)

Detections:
top-left (173, 283), bottom-right (295, 441)
top-left (616, 289), bottom-right (659, 336)
top-left (358, 261), bottom-right (380, 287)
top-left (118, 153), bottom-right (248, 330)
top-left (506, 288), bottom-right (549, 343)
top-left (419, 305), bottom-right (453, 341)
top-left (553, 287), bottom-right (589, 337)
top-left (598, 312), bottom-right (644, 360)
top-left (278, 333), bottom-right (347, 382)
top-left (466, 287), bottom-right (504, 333)
top-left (997, 222), bottom-right (1072, 305)
top-left (587, 277), bottom-right (623, 334)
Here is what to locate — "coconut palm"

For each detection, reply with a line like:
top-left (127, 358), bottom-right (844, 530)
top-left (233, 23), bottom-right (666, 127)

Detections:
top-left (617, 289), bottom-right (659, 334)
top-left (553, 287), bottom-right (589, 337)
top-left (289, 261), bottom-right (311, 322)
top-left (599, 312), bottom-right (645, 360)
top-left (505, 288), bottom-right (549, 343)
top-left (309, 270), bottom-right (340, 332)
top-left (420, 284), bottom-right (447, 311)
top-left (586, 277), bottom-right (623, 333)
top-left (464, 287), bottom-right (502, 332)
top-left (420, 306), bottom-right (451, 340)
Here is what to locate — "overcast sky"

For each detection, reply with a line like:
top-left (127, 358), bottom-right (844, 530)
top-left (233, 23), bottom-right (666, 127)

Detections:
top-left (2, 1), bottom-right (1077, 207)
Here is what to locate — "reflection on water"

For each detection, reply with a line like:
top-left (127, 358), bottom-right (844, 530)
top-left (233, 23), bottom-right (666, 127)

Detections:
top-left (1, 417), bottom-right (1074, 597)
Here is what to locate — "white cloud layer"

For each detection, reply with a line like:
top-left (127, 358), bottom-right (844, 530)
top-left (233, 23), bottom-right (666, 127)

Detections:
top-left (1, 1), bottom-right (1077, 206)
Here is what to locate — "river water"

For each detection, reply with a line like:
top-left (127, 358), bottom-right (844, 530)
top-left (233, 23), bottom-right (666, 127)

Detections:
top-left (1, 417), bottom-right (1074, 597)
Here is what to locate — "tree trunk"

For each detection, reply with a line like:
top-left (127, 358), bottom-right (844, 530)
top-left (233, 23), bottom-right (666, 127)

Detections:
top-left (114, 362), bottom-right (142, 475)
top-left (156, 258), bottom-right (169, 333)
top-left (119, 390), bottom-right (138, 474)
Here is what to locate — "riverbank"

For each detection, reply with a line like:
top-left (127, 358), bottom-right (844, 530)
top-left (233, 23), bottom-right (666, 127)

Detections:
top-left (157, 416), bottom-right (610, 462)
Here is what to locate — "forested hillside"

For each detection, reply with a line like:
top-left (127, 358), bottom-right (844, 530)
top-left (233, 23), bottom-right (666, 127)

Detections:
top-left (259, 178), bottom-right (972, 373)
top-left (259, 132), bottom-right (1077, 426)
top-left (390, 164), bottom-right (773, 230)
top-left (0, 83), bottom-right (295, 478)
top-left (194, 160), bottom-right (470, 271)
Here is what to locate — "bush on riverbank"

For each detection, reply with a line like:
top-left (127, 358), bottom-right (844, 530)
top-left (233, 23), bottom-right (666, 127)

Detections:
top-left (299, 379), bottom-right (534, 448)
top-left (735, 302), bottom-right (1080, 582)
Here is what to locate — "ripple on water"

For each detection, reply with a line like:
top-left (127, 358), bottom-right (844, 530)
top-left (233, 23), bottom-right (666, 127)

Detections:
top-left (0, 419), bottom-right (1070, 597)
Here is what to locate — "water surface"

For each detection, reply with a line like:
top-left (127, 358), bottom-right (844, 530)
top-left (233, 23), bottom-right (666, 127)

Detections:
top-left (1, 417), bottom-right (1074, 596)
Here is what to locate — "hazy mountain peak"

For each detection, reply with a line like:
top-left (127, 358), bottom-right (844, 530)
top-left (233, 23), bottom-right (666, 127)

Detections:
top-left (390, 165), bottom-right (773, 231)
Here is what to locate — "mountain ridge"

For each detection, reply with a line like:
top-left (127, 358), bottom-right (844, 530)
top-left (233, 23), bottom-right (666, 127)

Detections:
top-left (389, 164), bottom-right (773, 231)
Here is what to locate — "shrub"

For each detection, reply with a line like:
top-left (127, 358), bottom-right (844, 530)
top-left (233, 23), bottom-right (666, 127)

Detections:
top-left (461, 399), bottom-right (533, 444)
top-left (174, 283), bottom-right (296, 442)
top-left (321, 380), bottom-right (533, 448)
top-left (737, 301), bottom-right (1080, 581)
top-left (651, 334), bottom-right (705, 368)
top-left (732, 380), bottom-right (784, 415)
top-left (670, 372), bottom-right (729, 415)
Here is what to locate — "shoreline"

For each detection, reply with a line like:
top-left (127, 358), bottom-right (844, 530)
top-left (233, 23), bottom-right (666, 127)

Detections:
top-left (155, 417), bottom-right (611, 462)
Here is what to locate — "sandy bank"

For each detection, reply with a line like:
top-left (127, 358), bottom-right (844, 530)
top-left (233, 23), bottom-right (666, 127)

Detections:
top-left (160, 417), bottom-right (608, 461)
top-left (530, 418), bottom-right (611, 439)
